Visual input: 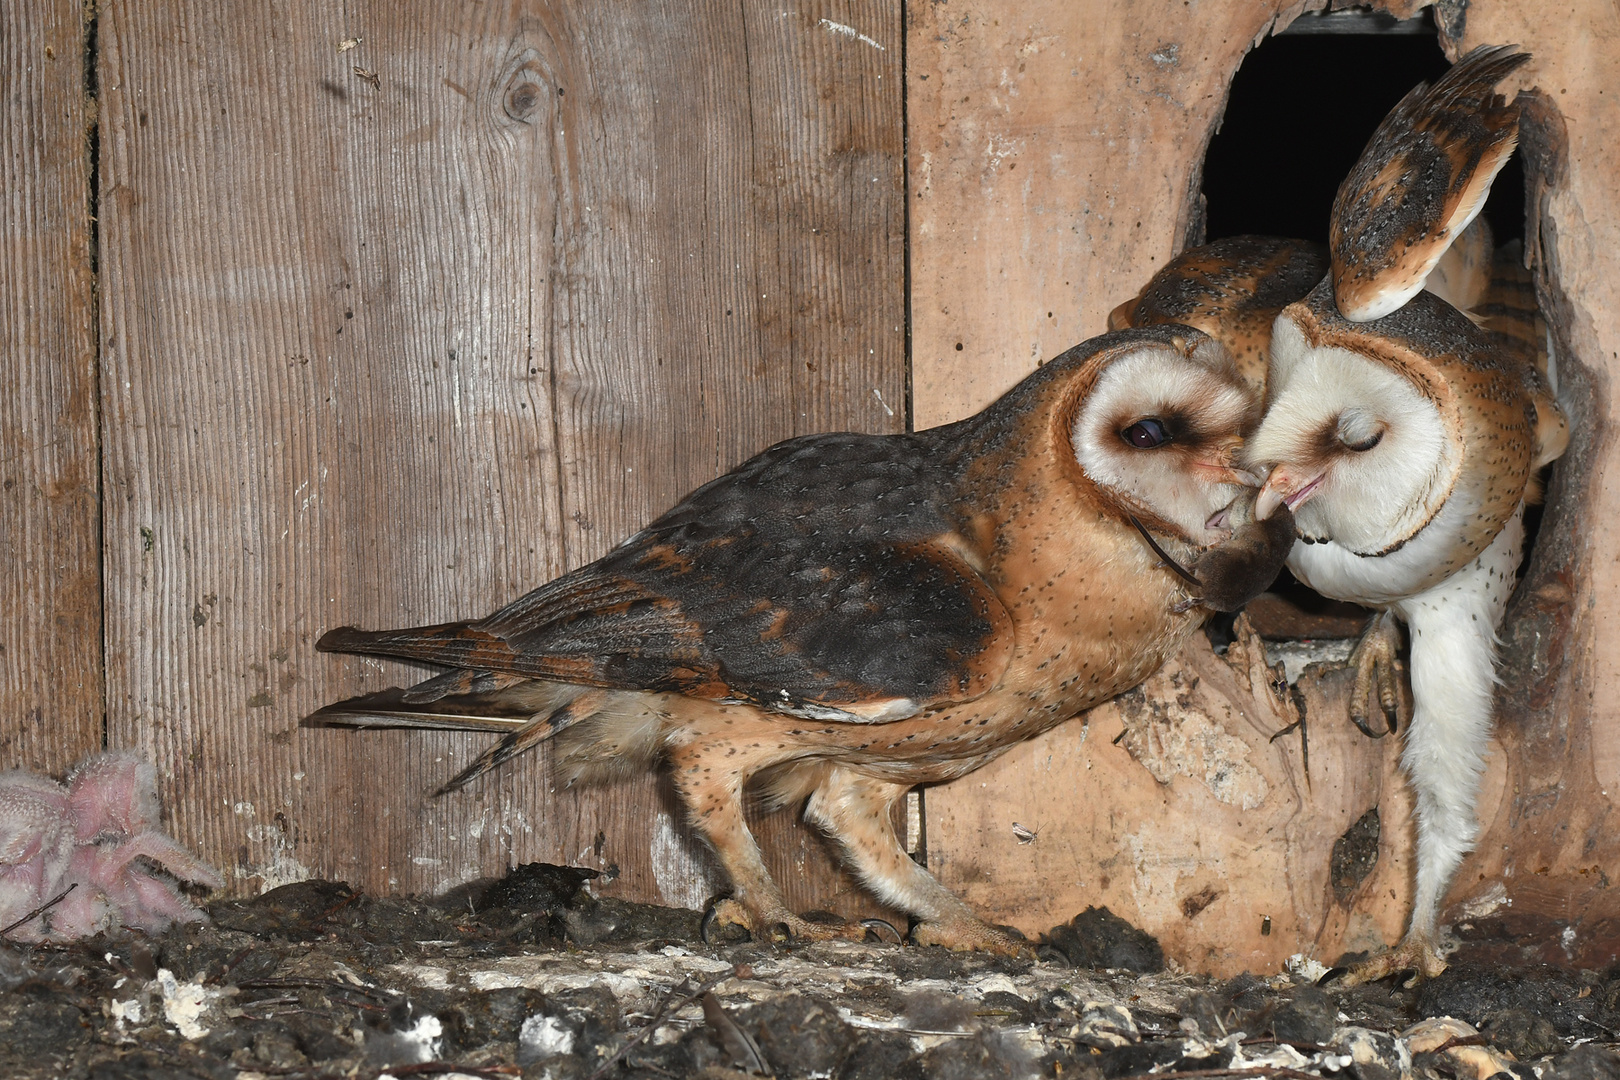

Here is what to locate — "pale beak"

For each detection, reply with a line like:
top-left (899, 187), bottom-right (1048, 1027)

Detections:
top-left (1189, 457), bottom-right (1261, 488)
top-left (1255, 465), bottom-right (1326, 520)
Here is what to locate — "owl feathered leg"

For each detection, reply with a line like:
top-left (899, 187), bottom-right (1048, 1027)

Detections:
top-left (804, 767), bottom-right (1030, 956)
top-left (1345, 508), bottom-right (1523, 985)
top-left (668, 741), bottom-right (869, 945)
top-left (1349, 611), bottom-right (1403, 737)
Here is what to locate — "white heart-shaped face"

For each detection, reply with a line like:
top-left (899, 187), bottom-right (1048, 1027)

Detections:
top-left (1248, 311), bottom-right (1460, 555)
top-left (1071, 335), bottom-right (1258, 546)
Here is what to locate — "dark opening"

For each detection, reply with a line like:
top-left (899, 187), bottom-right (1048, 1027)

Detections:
top-left (1200, 12), bottom-right (1524, 247)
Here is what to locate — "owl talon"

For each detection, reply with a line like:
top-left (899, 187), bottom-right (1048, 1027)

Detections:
top-left (860, 918), bottom-right (904, 944)
top-left (700, 896), bottom-right (879, 946)
top-left (911, 916), bottom-right (1034, 957)
top-left (701, 896), bottom-right (756, 945)
top-left (1349, 612), bottom-right (1403, 738)
top-left (1339, 935), bottom-right (1448, 987)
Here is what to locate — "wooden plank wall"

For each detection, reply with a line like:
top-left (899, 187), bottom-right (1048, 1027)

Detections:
top-left (0, 0), bottom-right (103, 773)
top-left (92, 0), bottom-right (904, 906)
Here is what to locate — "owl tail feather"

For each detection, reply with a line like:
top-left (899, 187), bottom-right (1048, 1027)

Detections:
top-left (432, 693), bottom-right (603, 795)
top-left (303, 678), bottom-right (594, 794)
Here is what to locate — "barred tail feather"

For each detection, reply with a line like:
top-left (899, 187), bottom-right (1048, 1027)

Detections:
top-left (434, 702), bottom-right (585, 796)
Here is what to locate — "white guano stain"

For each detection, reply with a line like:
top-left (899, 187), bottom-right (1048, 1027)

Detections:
top-left (649, 810), bottom-right (720, 910)
top-left (818, 18), bottom-right (885, 50)
top-left (238, 818), bottom-right (316, 890)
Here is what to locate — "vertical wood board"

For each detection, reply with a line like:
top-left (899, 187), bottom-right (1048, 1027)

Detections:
top-left (906, 0), bottom-right (1312, 429)
top-left (97, 0), bottom-right (905, 906)
top-left (0, 0), bottom-right (103, 772)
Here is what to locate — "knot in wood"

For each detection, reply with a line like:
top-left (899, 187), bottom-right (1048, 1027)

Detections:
top-left (504, 77), bottom-right (545, 122)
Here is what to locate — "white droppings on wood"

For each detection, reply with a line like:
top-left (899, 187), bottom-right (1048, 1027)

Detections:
top-left (649, 809), bottom-right (720, 910)
top-left (817, 18), bottom-right (885, 51)
top-left (1118, 678), bottom-right (1269, 811)
top-left (1455, 881), bottom-right (1510, 918)
top-left (239, 818), bottom-right (315, 890)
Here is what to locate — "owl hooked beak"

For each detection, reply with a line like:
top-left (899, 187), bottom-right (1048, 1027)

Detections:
top-left (1189, 455), bottom-right (1263, 490)
top-left (1254, 465), bottom-right (1326, 520)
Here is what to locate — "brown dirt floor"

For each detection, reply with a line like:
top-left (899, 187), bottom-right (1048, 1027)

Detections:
top-left (1, 866), bottom-right (1617, 1080)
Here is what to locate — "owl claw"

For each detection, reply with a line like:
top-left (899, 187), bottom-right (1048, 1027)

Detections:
top-left (1349, 611), bottom-right (1403, 738)
top-left (1338, 935), bottom-right (1448, 987)
top-left (698, 895), bottom-right (877, 947)
top-left (860, 917), bottom-right (904, 944)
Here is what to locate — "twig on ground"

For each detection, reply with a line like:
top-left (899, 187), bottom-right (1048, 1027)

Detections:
top-left (0, 883), bottom-right (78, 938)
top-left (587, 968), bottom-right (737, 1080)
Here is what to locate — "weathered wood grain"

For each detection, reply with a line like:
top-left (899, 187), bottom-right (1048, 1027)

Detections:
top-left (908, 0), bottom-right (1307, 429)
top-left (97, 0), bottom-right (904, 906)
top-left (0, 1), bottom-right (103, 772)
top-left (928, 620), bottom-right (1412, 977)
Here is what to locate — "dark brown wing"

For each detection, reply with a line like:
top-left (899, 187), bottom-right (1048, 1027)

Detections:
top-left (1109, 235), bottom-right (1328, 395)
top-left (1331, 44), bottom-right (1531, 321)
top-left (318, 432), bottom-right (1014, 723)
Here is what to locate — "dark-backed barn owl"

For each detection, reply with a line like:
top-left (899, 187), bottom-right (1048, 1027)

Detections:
top-left (1109, 234), bottom-right (1329, 398)
top-left (1247, 45), bottom-right (1567, 982)
top-left (310, 325), bottom-right (1293, 954)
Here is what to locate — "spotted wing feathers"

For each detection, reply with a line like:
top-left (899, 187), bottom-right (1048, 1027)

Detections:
top-left (1331, 44), bottom-right (1531, 322)
top-left (313, 433), bottom-right (1014, 725)
top-left (1109, 235), bottom-right (1328, 394)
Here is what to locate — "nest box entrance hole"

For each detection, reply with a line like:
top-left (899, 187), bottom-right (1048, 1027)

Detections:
top-left (1200, 10), bottom-right (1524, 248)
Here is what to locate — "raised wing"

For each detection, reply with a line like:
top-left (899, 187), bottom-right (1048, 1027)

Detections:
top-left (1331, 44), bottom-right (1531, 322)
top-left (317, 432), bottom-right (1014, 723)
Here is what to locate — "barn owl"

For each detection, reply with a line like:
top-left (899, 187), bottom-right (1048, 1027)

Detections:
top-left (1109, 234), bottom-right (1329, 398)
top-left (309, 326), bottom-right (1293, 955)
top-left (0, 754), bottom-right (222, 941)
top-left (1113, 43), bottom-right (1533, 392)
top-left (1248, 44), bottom-right (1566, 982)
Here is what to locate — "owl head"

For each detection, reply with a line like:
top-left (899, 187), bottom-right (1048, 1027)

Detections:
top-left (1247, 283), bottom-right (1479, 559)
top-left (1065, 327), bottom-right (1261, 547)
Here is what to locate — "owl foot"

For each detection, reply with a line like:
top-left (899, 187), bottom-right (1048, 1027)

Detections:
top-left (1338, 934), bottom-right (1447, 987)
top-left (911, 915), bottom-right (1034, 957)
top-left (699, 896), bottom-right (882, 946)
top-left (1349, 611), bottom-right (1403, 737)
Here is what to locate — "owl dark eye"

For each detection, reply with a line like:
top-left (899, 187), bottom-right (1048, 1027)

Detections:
top-left (1121, 418), bottom-right (1170, 449)
top-left (1344, 430), bottom-right (1383, 452)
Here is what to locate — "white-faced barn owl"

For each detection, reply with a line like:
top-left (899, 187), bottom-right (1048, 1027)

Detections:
top-left (1248, 45), bottom-right (1568, 982)
top-left (309, 325), bottom-right (1293, 955)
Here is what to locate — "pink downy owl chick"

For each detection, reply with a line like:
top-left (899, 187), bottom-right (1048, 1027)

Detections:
top-left (60, 753), bottom-right (224, 937)
top-left (0, 771), bottom-right (77, 942)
